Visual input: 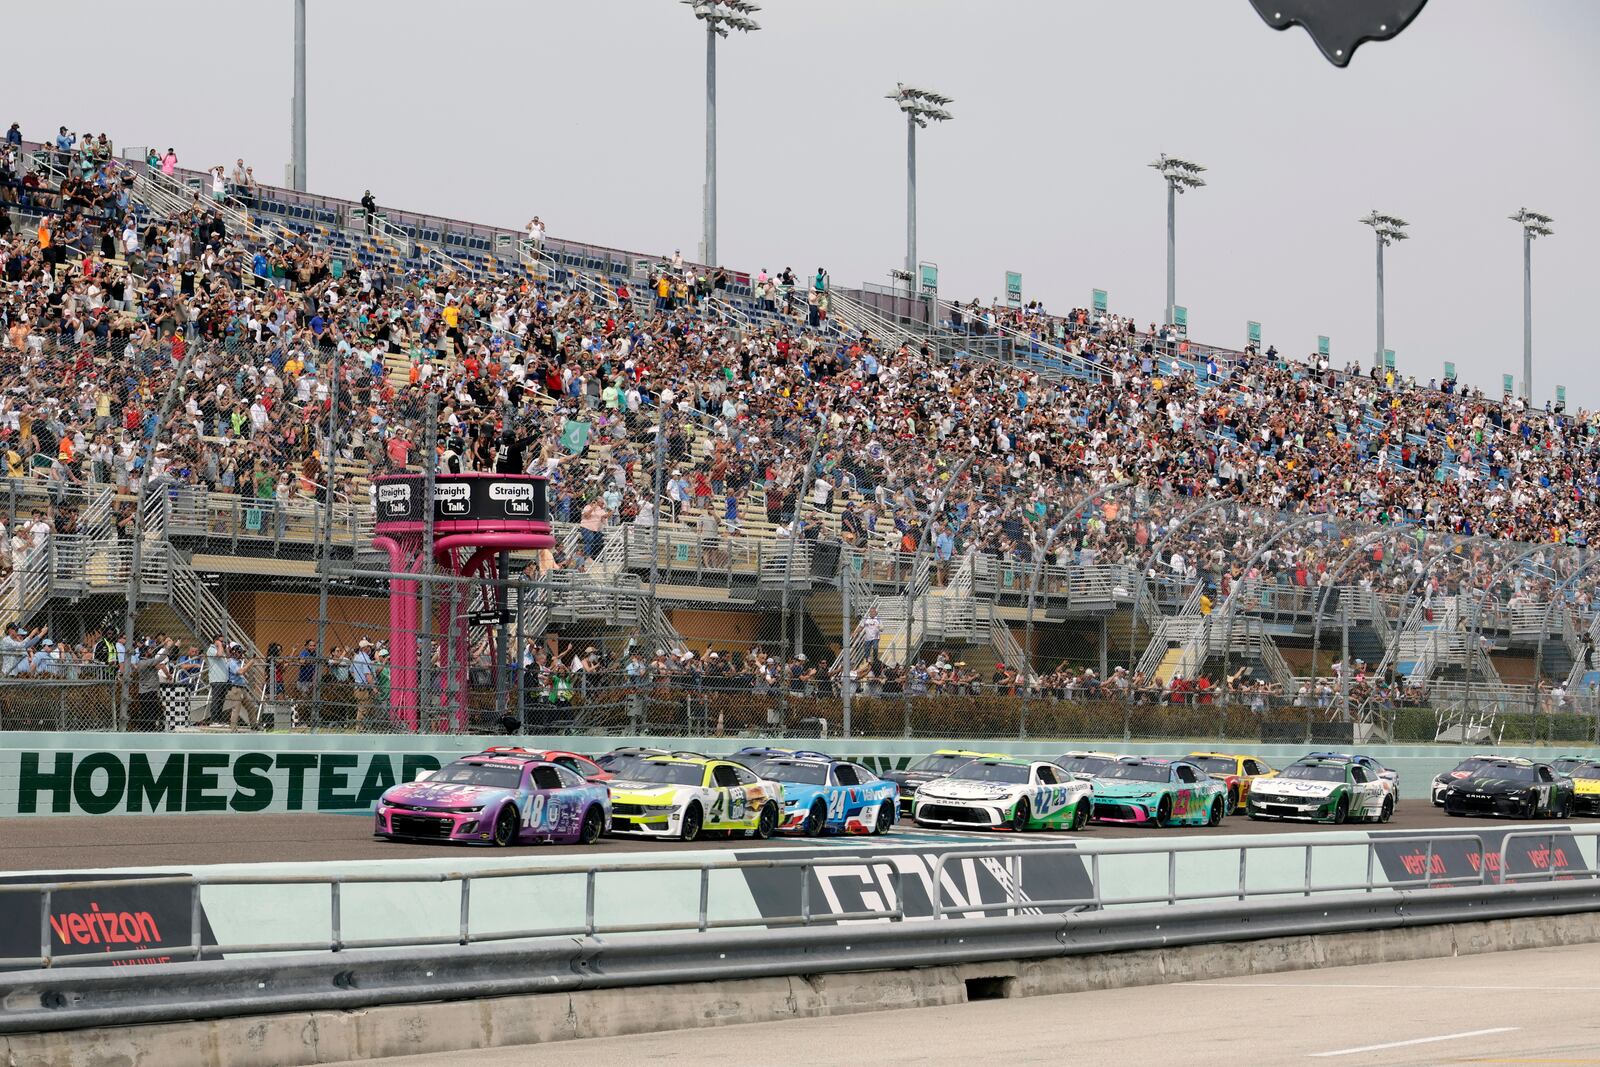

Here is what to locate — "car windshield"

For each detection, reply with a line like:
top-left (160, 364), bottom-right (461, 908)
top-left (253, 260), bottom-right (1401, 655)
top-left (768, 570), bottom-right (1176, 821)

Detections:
top-left (1451, 758), bottom-right (1498, 773)
top-left (1055, 755), bottom-right (1116, 776)
top-left (1467, 764), bottom-right (1537, 784)
top-left (1277, 764), bottom-right (1345, 782)
top-left (595, 752), bottom-right (662, 776)
top-left (430, 761), bottom-right (523, 789)
top-left (621, 762), bottom-right (705, 786)
top-left (954, 763), bottom-right (1032, 784)
top-left (759, 761), bottom-right (830, 785)
top-left (1185, 756), bottom-right (1237, 774)
top-left (910, 753), bottom-right (981, 774)
top-left (1097, 763), bottom-right (1169, 783)
top-left (1570, 764), bottom-right (1600, 781)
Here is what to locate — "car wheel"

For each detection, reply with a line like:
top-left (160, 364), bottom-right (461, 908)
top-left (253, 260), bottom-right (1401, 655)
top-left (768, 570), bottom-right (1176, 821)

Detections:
top-left (1525, 795), bottom-right (1540, 821)
top-left (1226, 787), bottom-right (1239, 816)
top-left (804, 800), bottom-right (827, 837)
top-left (1154, 796), bottom-right (1171, 828)
top-left (493, 806), bottom-right (519, 847)
top-left (1332, 794), bottom-right (1349, 825)
top-left (1010, 798), bottom-right (1031, 832)
top-left (874, 803), bottom-right (895, 835)
top-left (680, 803), bottom-right (703, 842)
top-left (1379, 796), bottom-right (1394, 824)
top-left (754, 802), bottom-right (779, 840)
top-left (1070, 799), bottom-right (1090, 831)
top-left (1207, 797), bottom-right (1225, 827)
top-left (578, 805), bottom-right (604, 845)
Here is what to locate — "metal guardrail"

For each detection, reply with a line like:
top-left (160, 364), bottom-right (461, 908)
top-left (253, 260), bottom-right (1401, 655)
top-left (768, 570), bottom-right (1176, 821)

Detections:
top-left (9, 829), bottom-right (1597, 972)
top-left (10, 876), bottom-right (1600, 1035)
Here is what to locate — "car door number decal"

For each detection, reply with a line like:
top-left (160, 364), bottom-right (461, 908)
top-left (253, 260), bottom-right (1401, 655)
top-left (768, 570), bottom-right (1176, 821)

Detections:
top-left (827, 790), bottom-right (847, 821)
top-left (522, 793), bottom-right (547, 829)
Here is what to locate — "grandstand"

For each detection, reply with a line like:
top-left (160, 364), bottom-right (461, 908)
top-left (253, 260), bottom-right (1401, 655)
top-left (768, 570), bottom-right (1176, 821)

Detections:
top-left (1, 126), bottom-right (1597, 747)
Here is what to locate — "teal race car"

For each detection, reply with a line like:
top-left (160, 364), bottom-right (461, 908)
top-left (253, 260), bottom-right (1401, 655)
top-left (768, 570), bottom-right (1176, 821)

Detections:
top-left (1089, 757), bottom-right (1229, 827)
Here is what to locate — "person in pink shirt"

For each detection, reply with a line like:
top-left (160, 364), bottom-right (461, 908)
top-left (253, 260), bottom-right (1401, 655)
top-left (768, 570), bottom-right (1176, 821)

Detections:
top-left (160, 148), bottom-right (177, 176)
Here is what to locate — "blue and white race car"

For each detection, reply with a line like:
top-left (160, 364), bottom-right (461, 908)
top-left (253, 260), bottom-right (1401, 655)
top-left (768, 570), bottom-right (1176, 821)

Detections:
top-left (755, 756), bottom-right (899, 835)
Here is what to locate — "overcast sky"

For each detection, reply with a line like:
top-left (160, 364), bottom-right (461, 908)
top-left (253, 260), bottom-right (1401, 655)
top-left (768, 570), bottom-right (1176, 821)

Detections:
top-left (10, 1), bottom-right (1598, 406)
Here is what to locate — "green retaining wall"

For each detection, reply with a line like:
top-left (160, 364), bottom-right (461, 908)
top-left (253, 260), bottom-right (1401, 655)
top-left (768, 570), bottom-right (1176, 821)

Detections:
top-left (1, 732), bottom-right (1598, 815)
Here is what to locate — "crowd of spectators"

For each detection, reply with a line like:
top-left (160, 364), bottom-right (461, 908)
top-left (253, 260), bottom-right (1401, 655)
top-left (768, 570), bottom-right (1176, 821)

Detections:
top-left (3, 121), bottom-right (1599, 717)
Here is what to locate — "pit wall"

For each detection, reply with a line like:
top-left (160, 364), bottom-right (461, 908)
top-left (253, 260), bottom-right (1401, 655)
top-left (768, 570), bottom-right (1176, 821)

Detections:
top-left (0, 732), bottom-right (1594, 816)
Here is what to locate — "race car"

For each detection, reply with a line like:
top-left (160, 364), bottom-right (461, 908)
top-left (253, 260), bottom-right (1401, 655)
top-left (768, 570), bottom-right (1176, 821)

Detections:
top-left (1292, 752), bottom-right (1400, 807)
top-left (1184, 752), bottom-right (1278, 814)
top-left (728, 745), bottom-right (833, 770)
top-left (1052, 751), bottom-right (1124, 781)
top-left (1246, 758), bottom-right (1393, 823)
top-left (608, 755), bottom-right (784, 841)
top-left (593, 747), bottom-right (708, 778)
top-left (478, 746), bottom-right (612, 782)
top-left (1549, 756), bottom-right (1594, 777)
top-left (375, 750), bottom-right (610, 846)
top-left (1441, 759), bottom-right (1574, 819)
top-left (913, 758), bottom-right (1091, 831)
top-left (1089, 757), bottom-right (1229, 827)
top-left (1566, 761), bottom-right (1600, 816)
top-left (1429, 754), bottom-right (1529, 806)
top-left (884, 749), bottom-right (1009, 816)
top-left (755, 756), bottom-right (899, 835)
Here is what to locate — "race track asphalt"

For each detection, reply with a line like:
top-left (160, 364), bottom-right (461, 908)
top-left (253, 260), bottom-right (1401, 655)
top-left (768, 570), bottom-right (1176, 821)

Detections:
top-left (6, 804), bottom-right (1593, 872)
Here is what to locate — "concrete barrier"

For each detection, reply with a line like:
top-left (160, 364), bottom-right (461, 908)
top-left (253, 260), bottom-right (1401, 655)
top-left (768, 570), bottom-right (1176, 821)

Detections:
top-left (11, 909), bottom-right (1600, 1067)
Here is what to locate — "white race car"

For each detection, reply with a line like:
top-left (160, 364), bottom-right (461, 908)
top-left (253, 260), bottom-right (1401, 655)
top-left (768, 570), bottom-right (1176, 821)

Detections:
top-left (608, 756), bottom-right (784, 841)
top-left (913, 758), bottom-right (1092, 831)
top-left (1247, 758), bottom-right (1393, 824)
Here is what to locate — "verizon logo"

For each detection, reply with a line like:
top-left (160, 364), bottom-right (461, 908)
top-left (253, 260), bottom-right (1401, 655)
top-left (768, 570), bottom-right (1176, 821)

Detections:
top-left (50, 901), bottom-right (162, 947)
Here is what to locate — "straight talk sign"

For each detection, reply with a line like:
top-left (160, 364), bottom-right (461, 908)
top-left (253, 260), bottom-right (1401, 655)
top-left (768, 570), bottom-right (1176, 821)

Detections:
top-left (0, 750), bottom-right (450, 816)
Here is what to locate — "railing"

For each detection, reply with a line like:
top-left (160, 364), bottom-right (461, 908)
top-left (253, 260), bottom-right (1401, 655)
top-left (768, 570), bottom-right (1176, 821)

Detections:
top-left (10, 827), bottom-right (1599, 973)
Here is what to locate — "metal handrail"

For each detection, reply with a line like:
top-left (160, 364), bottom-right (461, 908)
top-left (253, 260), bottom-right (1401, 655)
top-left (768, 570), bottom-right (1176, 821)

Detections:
top-left (929, 833), bottom-right (1494, 918)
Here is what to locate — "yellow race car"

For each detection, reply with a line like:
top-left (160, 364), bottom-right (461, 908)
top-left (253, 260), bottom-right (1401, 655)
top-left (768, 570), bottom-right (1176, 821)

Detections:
top-left (1568, 761), bottom-right (1600, 817)
top-left (1184, 752), bottom-right (1278, 815)
top-left (608, 755), bottom-right (784, 841)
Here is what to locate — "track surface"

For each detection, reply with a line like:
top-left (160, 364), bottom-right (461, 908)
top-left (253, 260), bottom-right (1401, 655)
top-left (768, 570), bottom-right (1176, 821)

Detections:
top-left (334, 942), bottom-right (1600, 1066)
top-left (8, 806), bottom-right (1594, 872)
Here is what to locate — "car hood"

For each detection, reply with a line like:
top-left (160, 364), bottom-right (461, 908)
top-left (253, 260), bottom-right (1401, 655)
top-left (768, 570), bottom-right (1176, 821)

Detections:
top-left (1573, 780), bottom-right (1600, 795)
top-left (1090, 779), bottom-right (1170, 798)
top-left (918, 779), bottom-right (1023, 802)
top-left (607, 781), bottom-right (685, 802)
top-left (382, 782), bottom-right (504, 808)
top-left (1252, 779), bottom-right (1341, 799)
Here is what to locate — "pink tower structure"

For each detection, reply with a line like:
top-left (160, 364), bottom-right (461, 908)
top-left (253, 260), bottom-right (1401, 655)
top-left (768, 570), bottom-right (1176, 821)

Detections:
top-left (370, 473), bottom-right (553, 731)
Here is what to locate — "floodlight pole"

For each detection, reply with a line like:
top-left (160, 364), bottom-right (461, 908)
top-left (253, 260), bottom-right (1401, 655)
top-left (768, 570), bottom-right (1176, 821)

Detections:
top-left (905, 111), bottom-right (917, 288)
top-left (1375, 231), bottom-right (1385, 373)
top-left (1165, 178), bottom-right (1176, 328)
top-left (1522, 223), bottom-right (1531, 404)
top-left (704, 18), bottom-right (717, 266)
top-left (292, 0), bottom-right (307, 191)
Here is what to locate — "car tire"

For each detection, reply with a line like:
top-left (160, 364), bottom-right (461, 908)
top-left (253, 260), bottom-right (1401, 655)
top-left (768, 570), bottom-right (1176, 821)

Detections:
top-left (804, 800), bottom-right (827, 837)
top-left (1010, 798), bottom-right (1031, 832)
top-left (1207, 797), bottom-right (1225, 827)
top-left (1070, 799), bottom-right (1090, 832)
top-left (578, 805), bottom-right (604, 845)
top-left (1525, 795), bottom-right (1540, 821)
top-left (874, 803), bottom-right (895, 835)
top-left (1332, 794), bottom-right (1349, 825)
top-left (493, 806), bottom-right (519, 847)
top-left (1379, 796), bottom-right (1394, 824)
top-left (680, 803), bottom-right (703, 842)
top-left (754, 802), bottom-right (779, 840)
top-left (1154, 796), bottom-right (1171, 828)
top-left (1226, 787), bottom-right (1239, 816)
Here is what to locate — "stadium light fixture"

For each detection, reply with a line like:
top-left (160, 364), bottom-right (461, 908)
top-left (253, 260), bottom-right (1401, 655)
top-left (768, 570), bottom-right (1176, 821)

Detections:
top-left (1359, 210), bottom-right (1410, 371)
top-left (1509, 207), bottom-right (1554, 405)
top-left (682, 1), bottom-right (761, 266)
top-left (1149, 153), bottom-right (1206, 327)
top-left (888, 83), bottom-right (954, 293)
top-left (291, 0), bottom-right (307, 191)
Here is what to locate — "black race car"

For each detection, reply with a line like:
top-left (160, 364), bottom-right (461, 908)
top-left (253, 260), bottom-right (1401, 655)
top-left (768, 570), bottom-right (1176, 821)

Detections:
top-left (1441, 760), bottom-right (1574, 819)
